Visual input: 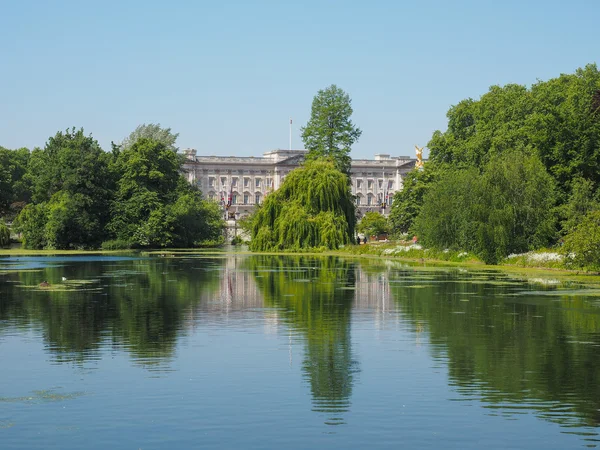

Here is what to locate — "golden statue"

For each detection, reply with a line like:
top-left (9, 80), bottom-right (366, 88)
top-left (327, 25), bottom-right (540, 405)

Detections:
top-left (415, 145), bottom-right (424, 169)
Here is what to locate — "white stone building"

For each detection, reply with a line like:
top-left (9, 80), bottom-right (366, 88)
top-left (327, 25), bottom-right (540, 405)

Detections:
top-left (182, 149), bottom-right (416, 221)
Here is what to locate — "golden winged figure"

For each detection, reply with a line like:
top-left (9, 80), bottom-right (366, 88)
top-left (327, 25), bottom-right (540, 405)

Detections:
top-left (415, 145), bottom-right (424, 169)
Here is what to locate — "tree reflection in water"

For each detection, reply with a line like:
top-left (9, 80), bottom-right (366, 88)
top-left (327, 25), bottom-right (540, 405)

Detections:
top-left (383, 264), bottom-right (600, 434)
top-left (0, 256), bottom-right (224, 367)
top-left (247, 255), bottom-right (359, 425)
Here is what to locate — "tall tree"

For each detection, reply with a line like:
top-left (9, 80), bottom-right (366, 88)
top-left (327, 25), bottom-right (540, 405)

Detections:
top-left (107, 138), bottom-right (223, 248)
top-left (250, 158), bottom-right (356, 251)
top-left (0, 146), bottom-right (31, 217)
top-left (15, 128), bottom-right (114, 249)
top-left (301, 85), bottom-right (362, 175)
top-left (120, 123), bottom-right (179, 152)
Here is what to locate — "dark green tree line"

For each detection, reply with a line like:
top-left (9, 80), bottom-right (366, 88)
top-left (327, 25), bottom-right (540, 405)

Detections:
top-left (6, 126), bottom-right (223, 249)
top-left (391, 64), bottom-right (600, 264)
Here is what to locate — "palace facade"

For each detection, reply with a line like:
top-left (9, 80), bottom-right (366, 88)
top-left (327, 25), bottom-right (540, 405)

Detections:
top-left (182, 149), bottom-right (416, 219)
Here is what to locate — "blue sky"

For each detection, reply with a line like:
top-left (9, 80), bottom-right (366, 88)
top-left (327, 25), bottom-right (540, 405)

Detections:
top-left (1, 0), bottom-right (598, 159)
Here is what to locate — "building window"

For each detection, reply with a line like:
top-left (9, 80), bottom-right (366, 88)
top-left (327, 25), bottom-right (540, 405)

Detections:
top-left (367, 195), bottom-right (372, 206)
top-left (221, 177), bottom-right (226, 188)
top-left (378, 179), bottom-right (383, 189)
top-left (232, 194), bottom-right (238, 204)
top-left (388, 180), bottom-right (394, 190)
top-left (197, 179), bottom-right (202, 188)
top-left (255, 193), bottom-right (261, 204)
top-left (243, 194), bottom-right (249, 205)
top-left (356, 179), bottom-right (362, 189)
top-left (266, 178), bottom-right (272, 188)
top-left (209, 177), bottom-right (215, 188)
top-left (356, 196), bottom-right (361, 206)
top-left (232, 177), bottom-right (238, 187)
top-left (367, 180), bottom-right (373, 190)
top-left (388, 196), bottom-right (393, 206)
top-left (255, 178), bottom-right (261, 188)
top-left (244, 178), bottom-right (250, 188)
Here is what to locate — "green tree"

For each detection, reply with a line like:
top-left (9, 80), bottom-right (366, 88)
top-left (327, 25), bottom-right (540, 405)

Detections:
top-left (415, 151), bottom-right (556, 264)
top-left (388, 167), bottom-right (435, 235)
top-left (301, 85), bottom-right (362, 175)
top-left (0, 146), bottom-right (31, 217)
top-left (15, 128), bottom-right (114, 249)
top-left (558, 177), bottom-right (600, 235)
top-left (0, 221), bottom-right (10, 247)
top-left (250, 158), bottom-right (356, 251)
top-left (427, 64), bottom-right (600, 196)
top-left (357, 212), bottom-right (389, 238)
top-left (13, 203), bottom-right (48, 249)
top-left (120, 123), bottom-right (179, 152)
top-left (562, 210), bottom-right (600, 270)
top-left (108, 138), bottom-right (223, 248)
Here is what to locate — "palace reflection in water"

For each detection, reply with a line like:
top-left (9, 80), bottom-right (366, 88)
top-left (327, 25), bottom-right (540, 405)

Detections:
top-left (2, 254), bottom-right (600, 447)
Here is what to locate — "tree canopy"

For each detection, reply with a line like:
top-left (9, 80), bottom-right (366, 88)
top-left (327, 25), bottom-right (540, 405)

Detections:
top-left (357, 212), bottom-right (389, 238)
top-left (108, 138), bottom-right (223, 248)
top-left (0, 146), bottom-right (30, 218)
top-left (249, 158), bottom-right (356, 251)
top-left (390, 64), bottom-right (600, 264)
top-left (120, 123), bottom-right (180, 153)
top-left (15, 128), bottom-right (114, 249)
top-left (10, 127), bottom-right (223, 250)
top-left (301, 85), bottom-right (362, 175)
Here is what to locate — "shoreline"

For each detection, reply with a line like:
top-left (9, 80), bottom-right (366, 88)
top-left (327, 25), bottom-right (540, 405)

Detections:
top-left (1, 245), bottom-right (598, 283)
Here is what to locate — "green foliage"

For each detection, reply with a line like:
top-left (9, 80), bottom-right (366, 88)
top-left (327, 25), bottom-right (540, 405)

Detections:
top-left (563, 210), bottom-right (600, 270)
top-left (558, 177), bottom-right (600, 235)
top-left (13, 203), bottom-right (48, 249)
top-left (15, 128), bottom-right (114, 249)
top-left (249, 158), bottom-right (356, 251)
top-left (0, 146), bottom-right (31, 218)
top-left (389, 168), bottom-right (435, 235)
top-left (120, 123), bottom-right (179, 152)
top-left (231, 235), bottom-right (243, 245)
top-left (11, 127), bottom-right (222, 250)
top-left (0, 221), bottom-right (10, 247)
top-left (301, 85), bottom-right (362, 175)
top-left (415, 151), bottom-right (556, 264)
top-left (100, 239), bottom-right (133, 250)
top-left (357, 212), bottom-right (389, 237)
top-left (108, 138), bottom-right (223, 248)
top-left (428, 64), bottom-right (600, 195)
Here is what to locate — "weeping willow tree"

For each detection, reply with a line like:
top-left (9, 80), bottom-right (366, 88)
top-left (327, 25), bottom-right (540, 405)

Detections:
top-left (249, 158), bottom-right (356, 251)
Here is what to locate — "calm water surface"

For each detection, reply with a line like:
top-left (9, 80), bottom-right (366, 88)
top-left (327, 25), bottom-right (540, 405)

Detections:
top-left (1, 254), bottom-right (600, 449)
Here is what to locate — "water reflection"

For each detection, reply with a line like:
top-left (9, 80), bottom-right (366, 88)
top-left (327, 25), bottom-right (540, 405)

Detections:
top-left (0, 257), bottom-right (224, 366)
top-left (385, 265), bottom-right (600, 441)
top-left (2, 254), bottom-right (600, 444)
top-left (246, 255), bottom-right (360, 424)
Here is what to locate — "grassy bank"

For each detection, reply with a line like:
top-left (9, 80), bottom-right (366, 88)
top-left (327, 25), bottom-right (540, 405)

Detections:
top-left (333, 242), bottom-right (600, 278)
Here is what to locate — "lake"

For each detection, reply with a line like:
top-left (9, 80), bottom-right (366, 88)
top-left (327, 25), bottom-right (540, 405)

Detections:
top-left (1, 253), bottom-right (600, 449)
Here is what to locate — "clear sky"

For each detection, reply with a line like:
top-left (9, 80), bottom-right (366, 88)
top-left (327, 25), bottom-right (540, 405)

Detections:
top-left (1, 0), bottom-right (598, 159)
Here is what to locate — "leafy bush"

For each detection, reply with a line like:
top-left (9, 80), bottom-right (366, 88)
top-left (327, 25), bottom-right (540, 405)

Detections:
top-left (357, 212), bottom-right (389, 238)
top-left (562, 210), bottom-right (600, 271)
top-left (0, 221), bottom-right (10, 247)
top-left (415, 150), bottom-right (556, 264)
top-left (101, 239), bottom-right (133, 250)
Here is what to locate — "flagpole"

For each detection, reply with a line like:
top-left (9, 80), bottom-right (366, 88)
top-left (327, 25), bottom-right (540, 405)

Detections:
top-left (289, 118), bottom-right (292, 150)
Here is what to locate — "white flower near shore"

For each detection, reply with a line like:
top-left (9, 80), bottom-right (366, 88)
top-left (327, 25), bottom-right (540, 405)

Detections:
top-left (506, 251), bottom-right (563, 263)
top-left (383, 244), bottom-right (423, 255)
